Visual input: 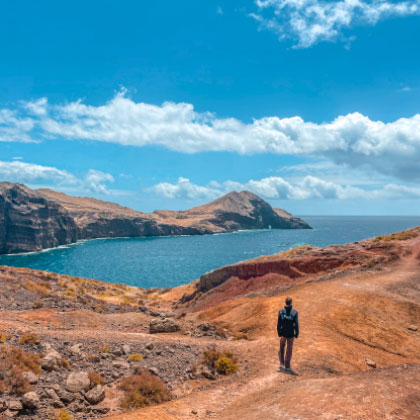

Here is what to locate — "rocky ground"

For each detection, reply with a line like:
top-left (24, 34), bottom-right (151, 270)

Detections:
top-left (0, 228), bottom-right (419, 420)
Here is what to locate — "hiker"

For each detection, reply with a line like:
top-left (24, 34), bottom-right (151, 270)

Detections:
top-left (277, 296), bottom-right (299, 372)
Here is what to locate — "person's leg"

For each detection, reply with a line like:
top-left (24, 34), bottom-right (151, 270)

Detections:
top-left (284, 337), bottom-right (294, 369)
top-left (279, 337), bottom-right (286, 367)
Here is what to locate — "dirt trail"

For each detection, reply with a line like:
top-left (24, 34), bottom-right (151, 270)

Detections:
top-left (105, 240), bottom-right (420, 420)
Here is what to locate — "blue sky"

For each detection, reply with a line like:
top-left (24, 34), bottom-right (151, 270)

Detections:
top-left (1, 0), bottom-right (420, 215)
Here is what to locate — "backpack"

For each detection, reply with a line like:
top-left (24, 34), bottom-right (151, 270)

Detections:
top-left (279, 308), bottom-right (296, 336)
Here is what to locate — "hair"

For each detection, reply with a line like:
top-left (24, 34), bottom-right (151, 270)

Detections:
top-left (285, 296), bottom-right (292, 305)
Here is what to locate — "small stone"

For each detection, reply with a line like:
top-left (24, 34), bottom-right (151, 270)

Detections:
top-left (206, 409), bottom-right (213, 415)
top-left (148, 367), bottom-right (159, 376)
top-left (23, 371), bottom-right (38, 384)
top-left (145, 343), bottom-right (154, 350)
top-left (112, 361), bottom-right (130, 370)
top-left (191, 409), bottom-right (198, 415)
top-left (85, 385), bottom-right (105, 405)
top-left (7, 401), bottom-right (22, 411)
top-left (365, 359), bottom-right (376, 368)
top-left (65, 371), bottom-right (91, 393)
top-left (407, 325), bottom-right (418, 332)
top-left (122, 344), bottom-right (131, 355)
top-left (41, 350), bottom-right (62, 371)
top-left (201, 369), bottom-right (216, 380)
top-left (70, 343), bottom-right (84, 356)
top-left (21, 391), bottom-right (40, 409)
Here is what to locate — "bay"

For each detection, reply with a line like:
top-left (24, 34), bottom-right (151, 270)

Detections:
top-left (1, 216), bottom-right (419, 288)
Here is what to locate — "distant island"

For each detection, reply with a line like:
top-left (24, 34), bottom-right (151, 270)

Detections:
top-left (0, 182), bottom-right (311, 254)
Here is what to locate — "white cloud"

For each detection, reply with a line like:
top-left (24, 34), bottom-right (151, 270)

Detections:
top-left (2, 91), bottom-right (420, 180)
top-left (250, 0), bottom-right (420, 48)
top-left (0, 161), bottom-right (114, 194)
top-left (150, 175), bottom-right (420, 200)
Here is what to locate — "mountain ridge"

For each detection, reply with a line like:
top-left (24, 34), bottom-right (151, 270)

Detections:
top-left (0, 183), bottom-right (310, 254)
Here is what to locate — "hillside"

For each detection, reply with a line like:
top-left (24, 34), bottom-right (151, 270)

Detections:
top-left (0, 183), bottom-right (310, 254)
top-left (0, 227), bottom-right (418, 419)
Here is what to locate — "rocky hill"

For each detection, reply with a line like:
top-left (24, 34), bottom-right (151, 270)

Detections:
top-left (0, 183), bottom-right (310, 254)
top-left (0, 228), bottom-right (419, 420)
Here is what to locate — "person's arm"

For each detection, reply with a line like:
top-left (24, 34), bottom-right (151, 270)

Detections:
top-left (294, 312), bottom-right (299, 338)
top-left (277, 311), bottom-right (282, 337)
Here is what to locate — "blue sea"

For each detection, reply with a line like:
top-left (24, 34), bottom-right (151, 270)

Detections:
top-left (1, 216), bottom-right (419, 289)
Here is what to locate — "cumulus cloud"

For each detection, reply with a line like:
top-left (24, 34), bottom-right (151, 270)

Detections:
top-left (2, 91), bottom-right (420, 180)
top-left (250, 0), bottom-right (420, 47)
top-left (0, 161), bottom-right (114, 194)
top-left (150, 175), bottom-right (420, 200)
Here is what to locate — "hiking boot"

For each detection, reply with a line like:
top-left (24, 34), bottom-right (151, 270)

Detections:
top-left (285, 367), bottom-right (297, 375)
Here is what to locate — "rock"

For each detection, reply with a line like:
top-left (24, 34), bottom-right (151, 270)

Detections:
top-left (65, 371), bottom-right (91, 393)
top-left (70, 343), bottom-right (84, 356)
top-left (112, 361), bottom-right (130, 370)
top-left (148, 367), bottom-right (159, 376)
top-left (23, 371), bottom-right (38, 384)
top-left (145, 342), bottom-right (154, 350)
top-left (149, 318), bottom-right (180, 334)
top-left (112, 348), bottom-right (123, 357)
top-left (21, 391), bottom-right (40, 409)
top-left (201, 369), bottom-right (216, 380)
top-left (41, 350), bottom-right (62, 371)
top-left (56, 388), bottom-right (76, 404)
top-left (45, 389), bottom-right (64, 408)
top-left (407, 325), bottom-right (418, 331)
top-left (365, 359), bottom-right (376, 368)
top-left (85, 385), bottom-right (105, 405)
top-left (191, 409), bottom-right (198, 415)
top-left (7, 401), bottom-right (22, 411)
top-left (122, 344), bottom-right (131, 355)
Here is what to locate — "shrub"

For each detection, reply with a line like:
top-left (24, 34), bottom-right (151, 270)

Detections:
top-left (118, 370), bottom-right (170, 410)
top-left (202, 349), bottom-right (238, 376)
top-left (61, 358), bottom-right (71, 370)
top-left (102, 344), bottom-right (110, 354)
top-left (88, 371), bottom-right (105, 387)
top-left (0, 333), bottom-right (11, 343)
top-left (0, 346), bottom-right (40, 395)
top-left (54, 409), bottom-right (73, 420)
top-left (18, 334), bottom-right (40, 346)
top-left (128, 353), bottom-right (143, 362)
top-left (215, 356), bottom-right (238, 375)
top-left (234, 332), bottom-right (248, 340)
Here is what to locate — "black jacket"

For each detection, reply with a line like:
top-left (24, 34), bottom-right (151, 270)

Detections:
top-left (277, 305), bottom-right (299, 338)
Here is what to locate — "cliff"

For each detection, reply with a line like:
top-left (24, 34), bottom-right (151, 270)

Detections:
top-left (0, 183), bottom-right (310, 254)
top-left (0, 183), bottom-right (78, 254)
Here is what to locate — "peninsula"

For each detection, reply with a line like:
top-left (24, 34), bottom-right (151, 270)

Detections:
top-left (0, 182), bottom-right (310, 254)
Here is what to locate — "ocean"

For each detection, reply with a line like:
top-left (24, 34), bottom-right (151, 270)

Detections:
top-left (1, 216), bottom-right (419, 289)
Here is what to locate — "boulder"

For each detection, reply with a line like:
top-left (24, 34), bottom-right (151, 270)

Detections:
top-left (70, 343), bottom-right (84, 356)
top-left (41, 350), bottom-right (62, 371)
top-left (21, 392), bottom-right (39, 409)
top-left (65, 371), bottom-right (91, 393)
top-left (149, 318), bottom-right (180, 334)
top-left (85, 385), bottom-right (105, 405)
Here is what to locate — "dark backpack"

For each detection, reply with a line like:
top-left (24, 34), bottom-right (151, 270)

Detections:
top-left (279, 308), bottom-right (296, 337)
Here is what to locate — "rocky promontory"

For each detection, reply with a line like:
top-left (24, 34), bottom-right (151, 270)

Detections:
top-left (0, 183), bottom-right (310, 254)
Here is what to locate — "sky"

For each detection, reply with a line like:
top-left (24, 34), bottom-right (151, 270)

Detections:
top-left (1, 0), bottom-right (420, 215)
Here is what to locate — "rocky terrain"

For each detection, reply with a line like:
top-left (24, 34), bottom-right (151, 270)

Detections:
top-left (0, 227), bottom-right (419, 419)
top-left (0, 183), bottom-right (310, 254)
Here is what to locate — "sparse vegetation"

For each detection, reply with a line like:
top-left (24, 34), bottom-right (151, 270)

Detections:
top-left (202, 349), bottom-right (238, 375)
top-left (54, 409), bottom-right (73, 420)
top-left (18, 333), bottom-right (40, 346)
top-left (102, 344), bottom-right (110, 354)
top-left (234, 332), bottom-right (248, 340)
top-left (61, 358), bottom-right (71, 370)
top-left (118, 369), bottom-right (170, 410)
top-left (88, 371), bottom-right (105, 387)
top-left (0, 333), bottom-right (11, 343)
top-left (129, 353), bottom-right (143, 362)
top-left (0, 346), bottom-right (41, 395)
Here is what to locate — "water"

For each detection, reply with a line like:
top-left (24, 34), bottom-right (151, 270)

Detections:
top-left (1, 216), bottom-right (419, 288)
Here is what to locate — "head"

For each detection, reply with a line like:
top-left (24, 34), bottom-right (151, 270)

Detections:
top-left (285, 297), bottom-right (292, 306)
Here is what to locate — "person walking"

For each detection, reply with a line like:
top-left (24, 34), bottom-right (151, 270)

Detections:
top-left (277, 296), bottom-right (299, 373)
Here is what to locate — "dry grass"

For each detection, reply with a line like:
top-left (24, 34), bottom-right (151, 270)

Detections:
top-left (202, 349), bottom-right (238, 375)
top-left (0, 346), bottom-right (41, 395)
top-left (129, 353), bottom-right (143, 362)
top-left (118, 369), bottom-right (170, 410)
top-left (89, 371), bottom-right (105, 387)
top-left (18, 333), bottom-right (40, 346)
top-left (54, 409), bottom-right (73, 420)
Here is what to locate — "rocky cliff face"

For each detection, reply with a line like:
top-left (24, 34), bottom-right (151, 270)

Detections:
top-left (0, 183), bottom-right (311, 254)
top-left (0, 183), bottom-right (78, 254)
